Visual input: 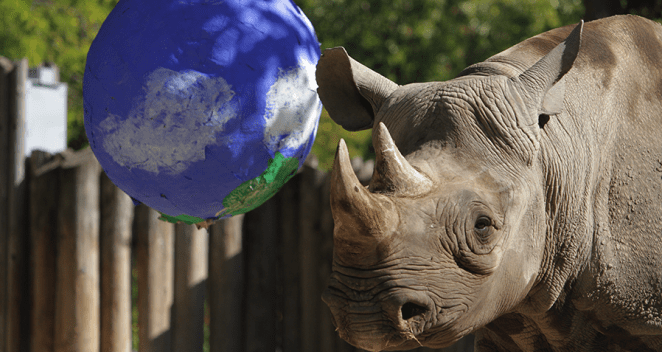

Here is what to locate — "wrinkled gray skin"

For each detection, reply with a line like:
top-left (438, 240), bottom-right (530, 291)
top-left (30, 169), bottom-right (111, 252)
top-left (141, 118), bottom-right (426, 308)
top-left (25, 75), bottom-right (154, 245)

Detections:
top-left (316, 15), bottom-right (662, 351)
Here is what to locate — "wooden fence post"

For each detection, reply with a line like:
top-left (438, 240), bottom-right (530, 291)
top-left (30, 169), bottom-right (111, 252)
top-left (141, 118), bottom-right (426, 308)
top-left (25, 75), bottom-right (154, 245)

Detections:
top-left (100, 173), bottom-right (134, 352)
top-left (54, 148), bottom-right (102, 352)
top-left (318, 174), bottom-right (341, 352)
top-left (299, 163), bottom-right (326, 351)
top-left (5, 57), bottom-right (29, 352)
top-left (172, 223), bottom-right (208, 352)
top-left (134, 204), bottom-right (174, 352)
top-left (208, 214), bottom-right (244, 352)
top-left (277, 176), bottom-right (301, 352)
top-left (243, 199), bottom-right (278, 352)
top-left (0, 56), bottom-right (13, 352)
top-left (30, 151), bottom-right (61, 352)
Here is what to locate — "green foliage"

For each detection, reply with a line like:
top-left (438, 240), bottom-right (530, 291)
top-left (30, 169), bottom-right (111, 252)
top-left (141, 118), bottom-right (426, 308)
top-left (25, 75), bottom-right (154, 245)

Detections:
top-left (298, 0), bottom-right (583, 84)
top-left (312, 109), bottom-right (373, 170)
top-left (298, 0), bottom-right (583, 168)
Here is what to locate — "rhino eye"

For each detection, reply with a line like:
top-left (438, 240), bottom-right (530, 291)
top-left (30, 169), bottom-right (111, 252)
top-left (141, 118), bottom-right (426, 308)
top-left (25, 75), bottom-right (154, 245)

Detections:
top-left (474, 216), bottom-right (492, 232)
top-left (457, 213), bottom-right (499, 270)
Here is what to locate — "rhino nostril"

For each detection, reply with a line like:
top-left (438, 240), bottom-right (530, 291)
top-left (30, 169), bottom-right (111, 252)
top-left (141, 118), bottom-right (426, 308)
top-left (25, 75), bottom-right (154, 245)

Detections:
top-left (400, 302), bottom-right (428, 320)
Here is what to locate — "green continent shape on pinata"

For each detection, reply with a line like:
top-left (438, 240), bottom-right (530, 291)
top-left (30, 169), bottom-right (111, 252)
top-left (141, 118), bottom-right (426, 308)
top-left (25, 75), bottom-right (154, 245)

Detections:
top-left (156, 152), bottom-right (299, 223)
top-left (159, 212), bottom-right (205, 225)
top-left (221, 152), bottom-right (299, 216)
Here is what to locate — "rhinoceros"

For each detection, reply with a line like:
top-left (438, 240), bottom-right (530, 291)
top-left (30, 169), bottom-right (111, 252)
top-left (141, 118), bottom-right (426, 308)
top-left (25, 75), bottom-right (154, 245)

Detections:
top-left (315, 15), bottom-right (662, 351)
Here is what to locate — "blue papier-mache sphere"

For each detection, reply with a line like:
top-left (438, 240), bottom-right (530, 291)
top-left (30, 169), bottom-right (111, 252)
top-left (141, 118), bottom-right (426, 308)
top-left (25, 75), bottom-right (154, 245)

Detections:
top-left (84, 0), bottom-right (322, 225)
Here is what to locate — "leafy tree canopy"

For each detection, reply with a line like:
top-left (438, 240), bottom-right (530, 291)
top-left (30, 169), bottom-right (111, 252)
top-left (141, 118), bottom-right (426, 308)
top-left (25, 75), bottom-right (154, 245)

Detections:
top-left (1, 0), bottom-right (586, 169)
top-left (305, 0), bottom-right (584, 168)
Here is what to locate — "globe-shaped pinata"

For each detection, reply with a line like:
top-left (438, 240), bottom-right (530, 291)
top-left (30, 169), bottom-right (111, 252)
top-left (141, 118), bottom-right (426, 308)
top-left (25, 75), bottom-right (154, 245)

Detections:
top-left (84, 0), bottom-right (322, 225)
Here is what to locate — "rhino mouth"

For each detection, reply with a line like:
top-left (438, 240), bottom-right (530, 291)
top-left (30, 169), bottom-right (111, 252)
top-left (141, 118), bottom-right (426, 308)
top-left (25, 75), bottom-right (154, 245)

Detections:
top-left (324, 301), bottom-right (429, 351)
top-left (322, 276), bottom-right (467, 351)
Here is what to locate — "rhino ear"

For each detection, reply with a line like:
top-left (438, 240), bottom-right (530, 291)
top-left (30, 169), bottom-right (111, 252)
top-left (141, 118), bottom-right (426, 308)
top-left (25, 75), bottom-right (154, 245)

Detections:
top-left (316, 47), bottom-right (399, 131)
top-left (516, 20), bottom-right (583, 116)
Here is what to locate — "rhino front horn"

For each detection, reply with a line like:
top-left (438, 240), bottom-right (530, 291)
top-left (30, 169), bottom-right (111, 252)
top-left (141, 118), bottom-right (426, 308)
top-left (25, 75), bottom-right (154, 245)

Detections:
top-left (330, 139), bottom-right (399, 265)
top-left (369, 122), bottom-right (433, 197)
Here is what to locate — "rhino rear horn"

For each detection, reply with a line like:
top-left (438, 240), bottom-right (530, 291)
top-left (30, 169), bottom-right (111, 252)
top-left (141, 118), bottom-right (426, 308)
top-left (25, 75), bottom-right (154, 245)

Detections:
top-left (330, 139), bottom-right (399, 262)
top-left (369, 122), bottom-right (433, 197)
top-left (515, 20), bottom-right (583, 116)
top-left (316, 47), bottom-right (399, 131)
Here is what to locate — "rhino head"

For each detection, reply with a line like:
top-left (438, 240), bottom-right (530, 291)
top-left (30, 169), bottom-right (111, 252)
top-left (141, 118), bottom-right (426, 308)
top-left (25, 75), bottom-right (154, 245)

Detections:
top-left (316, 22), bottom-right (583, 351)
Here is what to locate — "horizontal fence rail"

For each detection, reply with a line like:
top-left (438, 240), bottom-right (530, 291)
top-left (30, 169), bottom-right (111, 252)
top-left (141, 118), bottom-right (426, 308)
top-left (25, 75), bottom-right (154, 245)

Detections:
top-left (1, 57), bottom-right (474, 352)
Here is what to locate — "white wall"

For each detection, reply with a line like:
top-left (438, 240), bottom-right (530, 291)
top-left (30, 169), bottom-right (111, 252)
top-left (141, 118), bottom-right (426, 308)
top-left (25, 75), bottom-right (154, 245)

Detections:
top-left (25, 66), bottom-right (68, 157)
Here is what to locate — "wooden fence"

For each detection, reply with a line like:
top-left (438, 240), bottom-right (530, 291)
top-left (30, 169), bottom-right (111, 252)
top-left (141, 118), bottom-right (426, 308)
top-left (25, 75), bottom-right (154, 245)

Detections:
top-left (0, 57), bottom-right (474, 352)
